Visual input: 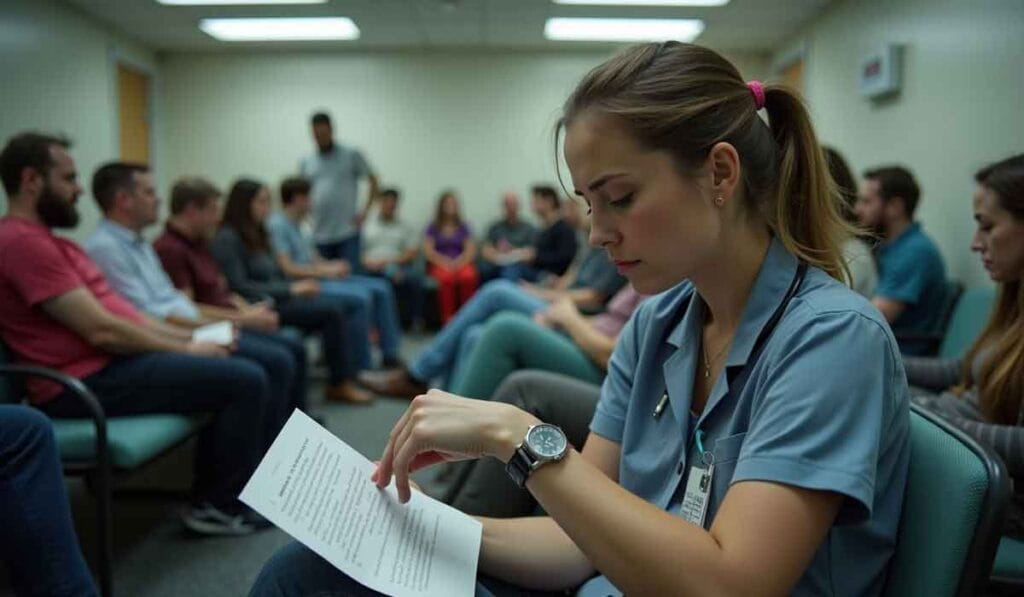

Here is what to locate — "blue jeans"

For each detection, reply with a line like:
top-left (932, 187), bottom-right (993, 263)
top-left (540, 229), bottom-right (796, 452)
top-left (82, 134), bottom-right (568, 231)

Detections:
top-left (317, 235), bottom-right (361, 266)
top-left (372, 263), bottom-right (426, 326)
top-left (276, 294), bottom-right (359, 383)
top-left (249, 541), bottom-right (563, 597)
top-left (0, 406), bottom-right (98, 596)
top-left (42, 353), bottom-right (271, 510)
top-left (408, 279), bottom-right (547, 383)
top-left (237, 331), bottom-right (304, 438)
top-left (321, 275), bottom-right (402, 364)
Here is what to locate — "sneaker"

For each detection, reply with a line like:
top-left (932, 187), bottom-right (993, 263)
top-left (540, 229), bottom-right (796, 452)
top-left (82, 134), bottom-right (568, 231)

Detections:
top-left (181, 503), bottom-right (255, 537)
top-left (357, 369), bottom-right (427, 399)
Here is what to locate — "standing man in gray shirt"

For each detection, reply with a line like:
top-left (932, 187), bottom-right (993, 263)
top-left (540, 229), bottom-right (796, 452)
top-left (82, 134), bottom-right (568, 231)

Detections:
top-left (300, 111), bottom-right (380, 266)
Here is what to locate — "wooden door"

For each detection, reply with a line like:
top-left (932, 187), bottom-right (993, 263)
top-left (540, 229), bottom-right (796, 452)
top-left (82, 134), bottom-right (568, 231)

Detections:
top-left (118, 65), bottom-right (150, 163)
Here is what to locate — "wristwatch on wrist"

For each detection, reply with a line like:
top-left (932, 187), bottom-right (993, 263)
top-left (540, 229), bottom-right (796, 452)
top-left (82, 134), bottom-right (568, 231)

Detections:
top-left (505, 423), bottom-right (569, 488)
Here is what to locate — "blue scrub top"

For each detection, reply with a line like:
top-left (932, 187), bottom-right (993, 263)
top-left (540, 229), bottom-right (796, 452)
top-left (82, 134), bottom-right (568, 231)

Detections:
top-left (579, 238), bottom-right (910, 597)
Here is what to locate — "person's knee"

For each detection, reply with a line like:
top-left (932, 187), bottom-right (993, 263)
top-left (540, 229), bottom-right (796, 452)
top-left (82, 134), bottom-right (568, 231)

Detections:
top-left (1, 406), bottom-right (54, 453)
top-left (250, 541), bottom-right (347, 597)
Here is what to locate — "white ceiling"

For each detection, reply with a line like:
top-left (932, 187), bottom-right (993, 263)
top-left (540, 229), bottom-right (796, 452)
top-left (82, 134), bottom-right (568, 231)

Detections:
top-left (63, 0), bottom-right (833, 54)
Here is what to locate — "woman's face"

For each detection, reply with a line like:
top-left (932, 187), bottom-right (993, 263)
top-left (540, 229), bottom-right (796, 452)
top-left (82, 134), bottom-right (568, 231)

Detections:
top-left (564, 111), bottom-right (722, 295)
top-left (441, 194), bottom-right (459, 218)
top-left (971, 184), bottom-right (1024, 283)
top-left (250, 187), bottom-right (272, 223)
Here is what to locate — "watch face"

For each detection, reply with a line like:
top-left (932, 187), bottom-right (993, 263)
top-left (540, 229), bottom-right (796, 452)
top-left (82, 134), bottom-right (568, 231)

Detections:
top-left (527, 424), bottom-right (567, 459)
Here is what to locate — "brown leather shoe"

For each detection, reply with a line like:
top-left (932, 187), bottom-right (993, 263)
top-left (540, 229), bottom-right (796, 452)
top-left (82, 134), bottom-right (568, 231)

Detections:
top-left (357, 369), bottom-right (428, 399)
top-left (325, 381), bottom-right (374, 404)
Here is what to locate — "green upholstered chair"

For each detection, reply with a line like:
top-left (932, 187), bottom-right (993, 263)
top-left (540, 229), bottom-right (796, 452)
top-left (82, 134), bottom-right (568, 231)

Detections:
top-left (991, 535), bottom-right (1024, 591)
top-left (0, 342), bottom-right (208, 597)
top-left (937, 285), bottom-right (997, 359)
top-left (882, 404), bottom-right (1010, 597)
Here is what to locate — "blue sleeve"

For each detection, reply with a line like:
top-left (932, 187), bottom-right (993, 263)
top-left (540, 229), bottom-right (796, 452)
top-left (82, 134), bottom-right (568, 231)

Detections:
top-left (877, 247), bottom-right (928, 304)
top-left (732, 309), bottom-right (903, 523)
top-left (86, 238), bottom-right (151, 312)
top-left (589, 304), bottom-right (649, 443)
top-left (267, 220), bottom-right (294, 260)
top-left (354, 150), bottom-right (372, 179)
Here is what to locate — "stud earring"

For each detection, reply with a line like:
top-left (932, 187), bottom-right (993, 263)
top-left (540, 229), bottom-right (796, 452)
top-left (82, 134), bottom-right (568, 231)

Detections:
top-left (714, 196), bottom-right (725, 207)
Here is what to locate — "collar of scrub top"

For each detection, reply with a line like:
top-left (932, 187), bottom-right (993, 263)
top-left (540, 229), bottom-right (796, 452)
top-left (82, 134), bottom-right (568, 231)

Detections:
top-left (661, 237), bottom-right (803, 428)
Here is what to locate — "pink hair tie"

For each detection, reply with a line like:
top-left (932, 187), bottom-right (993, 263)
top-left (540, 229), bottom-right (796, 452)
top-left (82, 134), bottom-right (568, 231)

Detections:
top-left (747, 80), bottom-right (765, 110)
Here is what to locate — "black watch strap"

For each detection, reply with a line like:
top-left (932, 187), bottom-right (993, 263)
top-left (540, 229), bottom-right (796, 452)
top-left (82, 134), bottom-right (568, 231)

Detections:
top-left (505, 446), bottom-right (534, 489)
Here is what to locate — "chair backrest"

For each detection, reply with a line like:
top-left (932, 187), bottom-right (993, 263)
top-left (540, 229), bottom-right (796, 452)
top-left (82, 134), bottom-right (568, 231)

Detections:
top-left (883, 404), bottom-right (1010, 597)
top-left (939, 285), bottom-right (998, 359)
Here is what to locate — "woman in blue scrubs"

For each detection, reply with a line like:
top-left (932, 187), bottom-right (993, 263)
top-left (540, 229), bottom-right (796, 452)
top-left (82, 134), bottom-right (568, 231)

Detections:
top-left (252, 41), bottom-right (909, 597)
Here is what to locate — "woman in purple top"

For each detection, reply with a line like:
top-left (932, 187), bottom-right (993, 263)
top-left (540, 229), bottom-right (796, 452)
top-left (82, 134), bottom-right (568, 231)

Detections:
top-left (424, 190), bottom-right (479, 323)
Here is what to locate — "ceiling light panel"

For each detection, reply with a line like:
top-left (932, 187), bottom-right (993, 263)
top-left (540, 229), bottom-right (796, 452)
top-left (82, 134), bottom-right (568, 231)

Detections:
top-left (544, 18), bottom-right (705, 42)
top-left (199, 17), bottom-right (360, 41)
top-left (552, 1), bottom-right (729, 6)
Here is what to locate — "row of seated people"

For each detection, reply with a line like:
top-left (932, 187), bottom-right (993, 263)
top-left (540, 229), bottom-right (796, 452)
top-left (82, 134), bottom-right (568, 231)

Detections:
top-left (0, 140), bottom-right (1015, 597)
top-left (353, 185), bottom-right (587, 326)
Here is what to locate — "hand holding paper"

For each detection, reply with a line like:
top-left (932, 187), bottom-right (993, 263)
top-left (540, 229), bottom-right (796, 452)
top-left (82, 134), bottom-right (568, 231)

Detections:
top-left (241, 411), bottom-right (482, 597)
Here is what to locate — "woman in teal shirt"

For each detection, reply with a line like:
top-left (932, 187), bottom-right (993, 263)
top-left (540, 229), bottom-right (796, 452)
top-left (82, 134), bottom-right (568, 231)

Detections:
top-left (253, 41), bottom-right (909, 597)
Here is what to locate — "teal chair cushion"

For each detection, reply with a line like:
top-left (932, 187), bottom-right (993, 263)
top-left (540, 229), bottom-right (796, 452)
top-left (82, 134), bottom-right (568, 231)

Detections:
top-left (54, 414), bottom-right (205, 469)
top-left (993, 536), bottom-right (1024, 579)
top-left (939, 286), bottom-right (997, 358)
top-left (883, 409), bottom-right (992, 596)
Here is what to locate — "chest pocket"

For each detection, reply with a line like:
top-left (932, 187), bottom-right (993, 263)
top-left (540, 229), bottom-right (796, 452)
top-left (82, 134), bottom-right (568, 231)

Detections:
top-left (704, 431), bottom-right (747, 525)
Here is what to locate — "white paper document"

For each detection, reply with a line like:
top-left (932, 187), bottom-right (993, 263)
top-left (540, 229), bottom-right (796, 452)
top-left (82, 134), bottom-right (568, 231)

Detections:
top-left (240, 410), bottom-right (483, 597)
top-left (191, 321), bottom-right (234, 345)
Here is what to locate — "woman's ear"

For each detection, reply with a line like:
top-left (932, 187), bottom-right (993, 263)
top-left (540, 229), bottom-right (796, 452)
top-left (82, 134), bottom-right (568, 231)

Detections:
top-left (707, 142), bottom-right (741, 204)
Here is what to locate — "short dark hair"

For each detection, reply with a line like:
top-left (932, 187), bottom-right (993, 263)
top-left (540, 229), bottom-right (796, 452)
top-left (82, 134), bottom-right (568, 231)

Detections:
top-left (378, 187), bottom-right (400, 201)
top-left (863, 165), bottom-right (921, 217)
top-left (311, 112), bottom-right (332, 127)
top-left (531, 185), bottom-right (560, 209)
top-left (91, 162), bottom-right (149, 214)
top-left (280, 176), bottom-right (311, 205)
top-left (0, 132), bottom-right (72, 196)
top-left (170, 177), bottom-right (221, 215)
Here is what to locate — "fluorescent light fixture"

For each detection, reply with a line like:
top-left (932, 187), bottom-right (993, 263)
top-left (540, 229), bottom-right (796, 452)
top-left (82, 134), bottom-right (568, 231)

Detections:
top-left (545, 17), bottom-right (704, 42)
top-left (200, 17), bottom-right (360, 41)
top-left (159, 1), bottom-right (326, 5)
top-left (553, 0), bottom-right (728, 6)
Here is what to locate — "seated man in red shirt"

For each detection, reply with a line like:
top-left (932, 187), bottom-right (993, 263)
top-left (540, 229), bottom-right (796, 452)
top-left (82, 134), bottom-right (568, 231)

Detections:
top-left (0, 132), bottom-right (271, 536)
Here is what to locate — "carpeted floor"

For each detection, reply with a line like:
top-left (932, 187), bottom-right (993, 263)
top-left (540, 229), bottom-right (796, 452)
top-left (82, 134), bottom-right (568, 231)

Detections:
top-left (1, 332), bottom-right (439, 597)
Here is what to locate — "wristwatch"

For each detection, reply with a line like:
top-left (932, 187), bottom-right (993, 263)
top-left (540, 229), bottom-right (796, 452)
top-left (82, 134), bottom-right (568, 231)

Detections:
top-left (505, 423), bottom-right (569, 488)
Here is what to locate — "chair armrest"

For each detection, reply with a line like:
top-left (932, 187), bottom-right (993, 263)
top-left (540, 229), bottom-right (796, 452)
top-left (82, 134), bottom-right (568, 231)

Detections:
top-left (0, 365), bottom-right (108, 464)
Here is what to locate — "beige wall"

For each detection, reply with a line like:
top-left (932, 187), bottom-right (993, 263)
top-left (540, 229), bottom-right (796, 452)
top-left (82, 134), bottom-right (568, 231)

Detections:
top-left (159, 49), bottom-right (768, 233)
top-left (0, 0), bottom-right (159, 239)
top-left (775, 0), bottom-right (1024, 287)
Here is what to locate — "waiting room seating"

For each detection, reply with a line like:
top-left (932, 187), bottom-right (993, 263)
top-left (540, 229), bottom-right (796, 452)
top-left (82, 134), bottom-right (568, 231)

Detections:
top-left (883, 403), bottom-right (1010, 596)
top-left (0, 341), bottom-right (208, 597)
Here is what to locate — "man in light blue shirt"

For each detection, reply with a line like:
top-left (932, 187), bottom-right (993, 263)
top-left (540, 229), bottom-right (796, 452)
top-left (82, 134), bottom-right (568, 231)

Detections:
top-left (269, 176), bottom-right (403, 369)
top-left (300, 111), bottom-right (379, 265)
top-left (856, 165), bottom-right (949, 355)
top-left (85, 162), bottom-right (310, 432)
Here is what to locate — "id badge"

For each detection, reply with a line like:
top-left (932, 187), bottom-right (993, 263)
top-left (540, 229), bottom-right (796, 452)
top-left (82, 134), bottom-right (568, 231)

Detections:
top-left (679, 462), bottom-right (714, 528)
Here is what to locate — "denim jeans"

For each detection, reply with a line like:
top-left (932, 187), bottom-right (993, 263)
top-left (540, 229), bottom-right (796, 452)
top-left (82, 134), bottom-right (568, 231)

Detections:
top-left (237, 331), bottom-right (303, 439)
top-left (249, 541), bottom-right (566, 597)
top-left (408, 279), bottom-right (547, 383)
top-left (374, 263), bottom-right (426, 326)
top-left (0, 406), bottom-right (97, 596)
top-left (316, 235), bottom-right (361, 267)
top-left (276, 294), bottom-right (358, 383)
top-left (42, 353), bottom-right (271, 510)
top-left (321, 274), bottom-right (403, 365)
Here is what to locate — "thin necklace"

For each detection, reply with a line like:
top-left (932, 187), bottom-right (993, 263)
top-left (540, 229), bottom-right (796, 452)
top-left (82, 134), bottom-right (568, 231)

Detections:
top-left (701, 332), bottom-right (731, 379)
